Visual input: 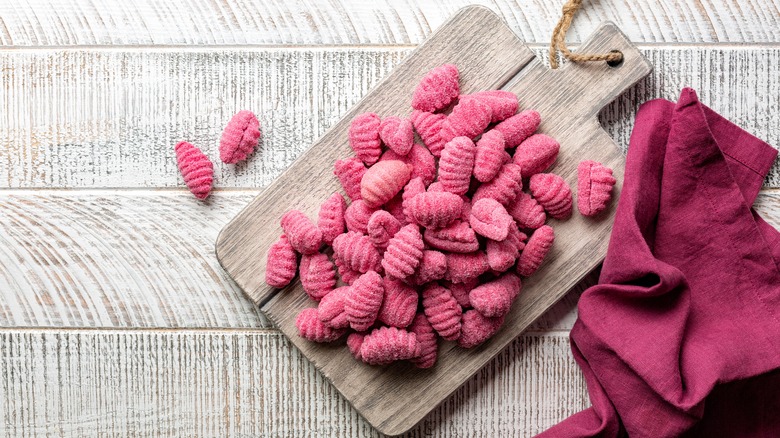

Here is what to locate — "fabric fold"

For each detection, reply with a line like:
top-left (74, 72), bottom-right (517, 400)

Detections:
top-left (537, 88), bottom-right (780, 438)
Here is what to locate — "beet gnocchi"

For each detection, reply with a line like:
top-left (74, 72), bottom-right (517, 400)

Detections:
top-left (264, 64), bottom-right (618, 368)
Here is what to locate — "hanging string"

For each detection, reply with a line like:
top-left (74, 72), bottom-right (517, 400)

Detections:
top-left (548, 0), bottom-right (623, 69)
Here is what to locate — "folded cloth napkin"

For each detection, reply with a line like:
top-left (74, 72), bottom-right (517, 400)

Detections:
top-left (537, 88), bottom-right (780, 438)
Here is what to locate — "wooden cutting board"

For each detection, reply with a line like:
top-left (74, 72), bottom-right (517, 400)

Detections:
top-left (216, 6), bottom-right (651, 435)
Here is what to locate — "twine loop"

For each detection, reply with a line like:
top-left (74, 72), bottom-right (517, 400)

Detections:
top-left (549, 0), bottom-right (623, 69)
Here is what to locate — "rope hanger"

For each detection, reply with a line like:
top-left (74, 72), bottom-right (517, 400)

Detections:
top-left (549, 0), bottom-right (624, 69)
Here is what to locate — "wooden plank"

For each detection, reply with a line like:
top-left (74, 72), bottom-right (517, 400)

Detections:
top-left (2, 47), bottom-right (779, 189)
top-left (0, 191), bottom-right (266, 328)
top-left (1, 0), bottom-right (779, 46)
top-left (250, 19), bottom-right (650, 435)
top-left (759, 191), bottom-right (780, 231)
top-left (0, 189), bottom-right (776, 330)
top-left (0, 47), bottom-right (409, 189)
top-left (217, 6), bottom-right (537, 307)
top-left (0, 329), bottom-right (588, 437)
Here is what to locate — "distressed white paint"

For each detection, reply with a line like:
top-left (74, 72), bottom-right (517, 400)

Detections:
top-left (1, 0), bottom-right (779, 46)
top-left (0, 330), bottom-right (588, 437)
top-left (1, 47), bottom-right (778, 189)
top-left (0, 191), bottom-right (265, 328)
top-left (0, 48), bottom-right (409, 189)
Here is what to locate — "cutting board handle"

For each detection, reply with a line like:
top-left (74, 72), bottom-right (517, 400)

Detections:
top-left (554, 22), bottom-right (652, 121)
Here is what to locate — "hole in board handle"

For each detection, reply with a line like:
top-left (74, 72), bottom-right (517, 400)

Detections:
top-left (607, 50), bottom-right (624, 68)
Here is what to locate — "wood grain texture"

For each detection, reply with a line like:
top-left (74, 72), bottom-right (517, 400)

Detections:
top-left (0, 48), bottom-right (408, 189)
top-left (0, 191), bottom-right (265, 328)
top-left (2, 47), bottom-right (778, 189)
top-left (218, 10), bottom-right (651, 433)
top-left (1, 0), bottom-right (779, 46)
top-left (0, 329), bottom-right (588, 437)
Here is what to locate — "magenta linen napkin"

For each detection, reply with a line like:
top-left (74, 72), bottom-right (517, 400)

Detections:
top-left (537, 88), bottom-right (780, 437)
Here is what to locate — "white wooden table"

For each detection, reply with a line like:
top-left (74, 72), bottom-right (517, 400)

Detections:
top-left (1, 1), bottom-right (778, 436)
